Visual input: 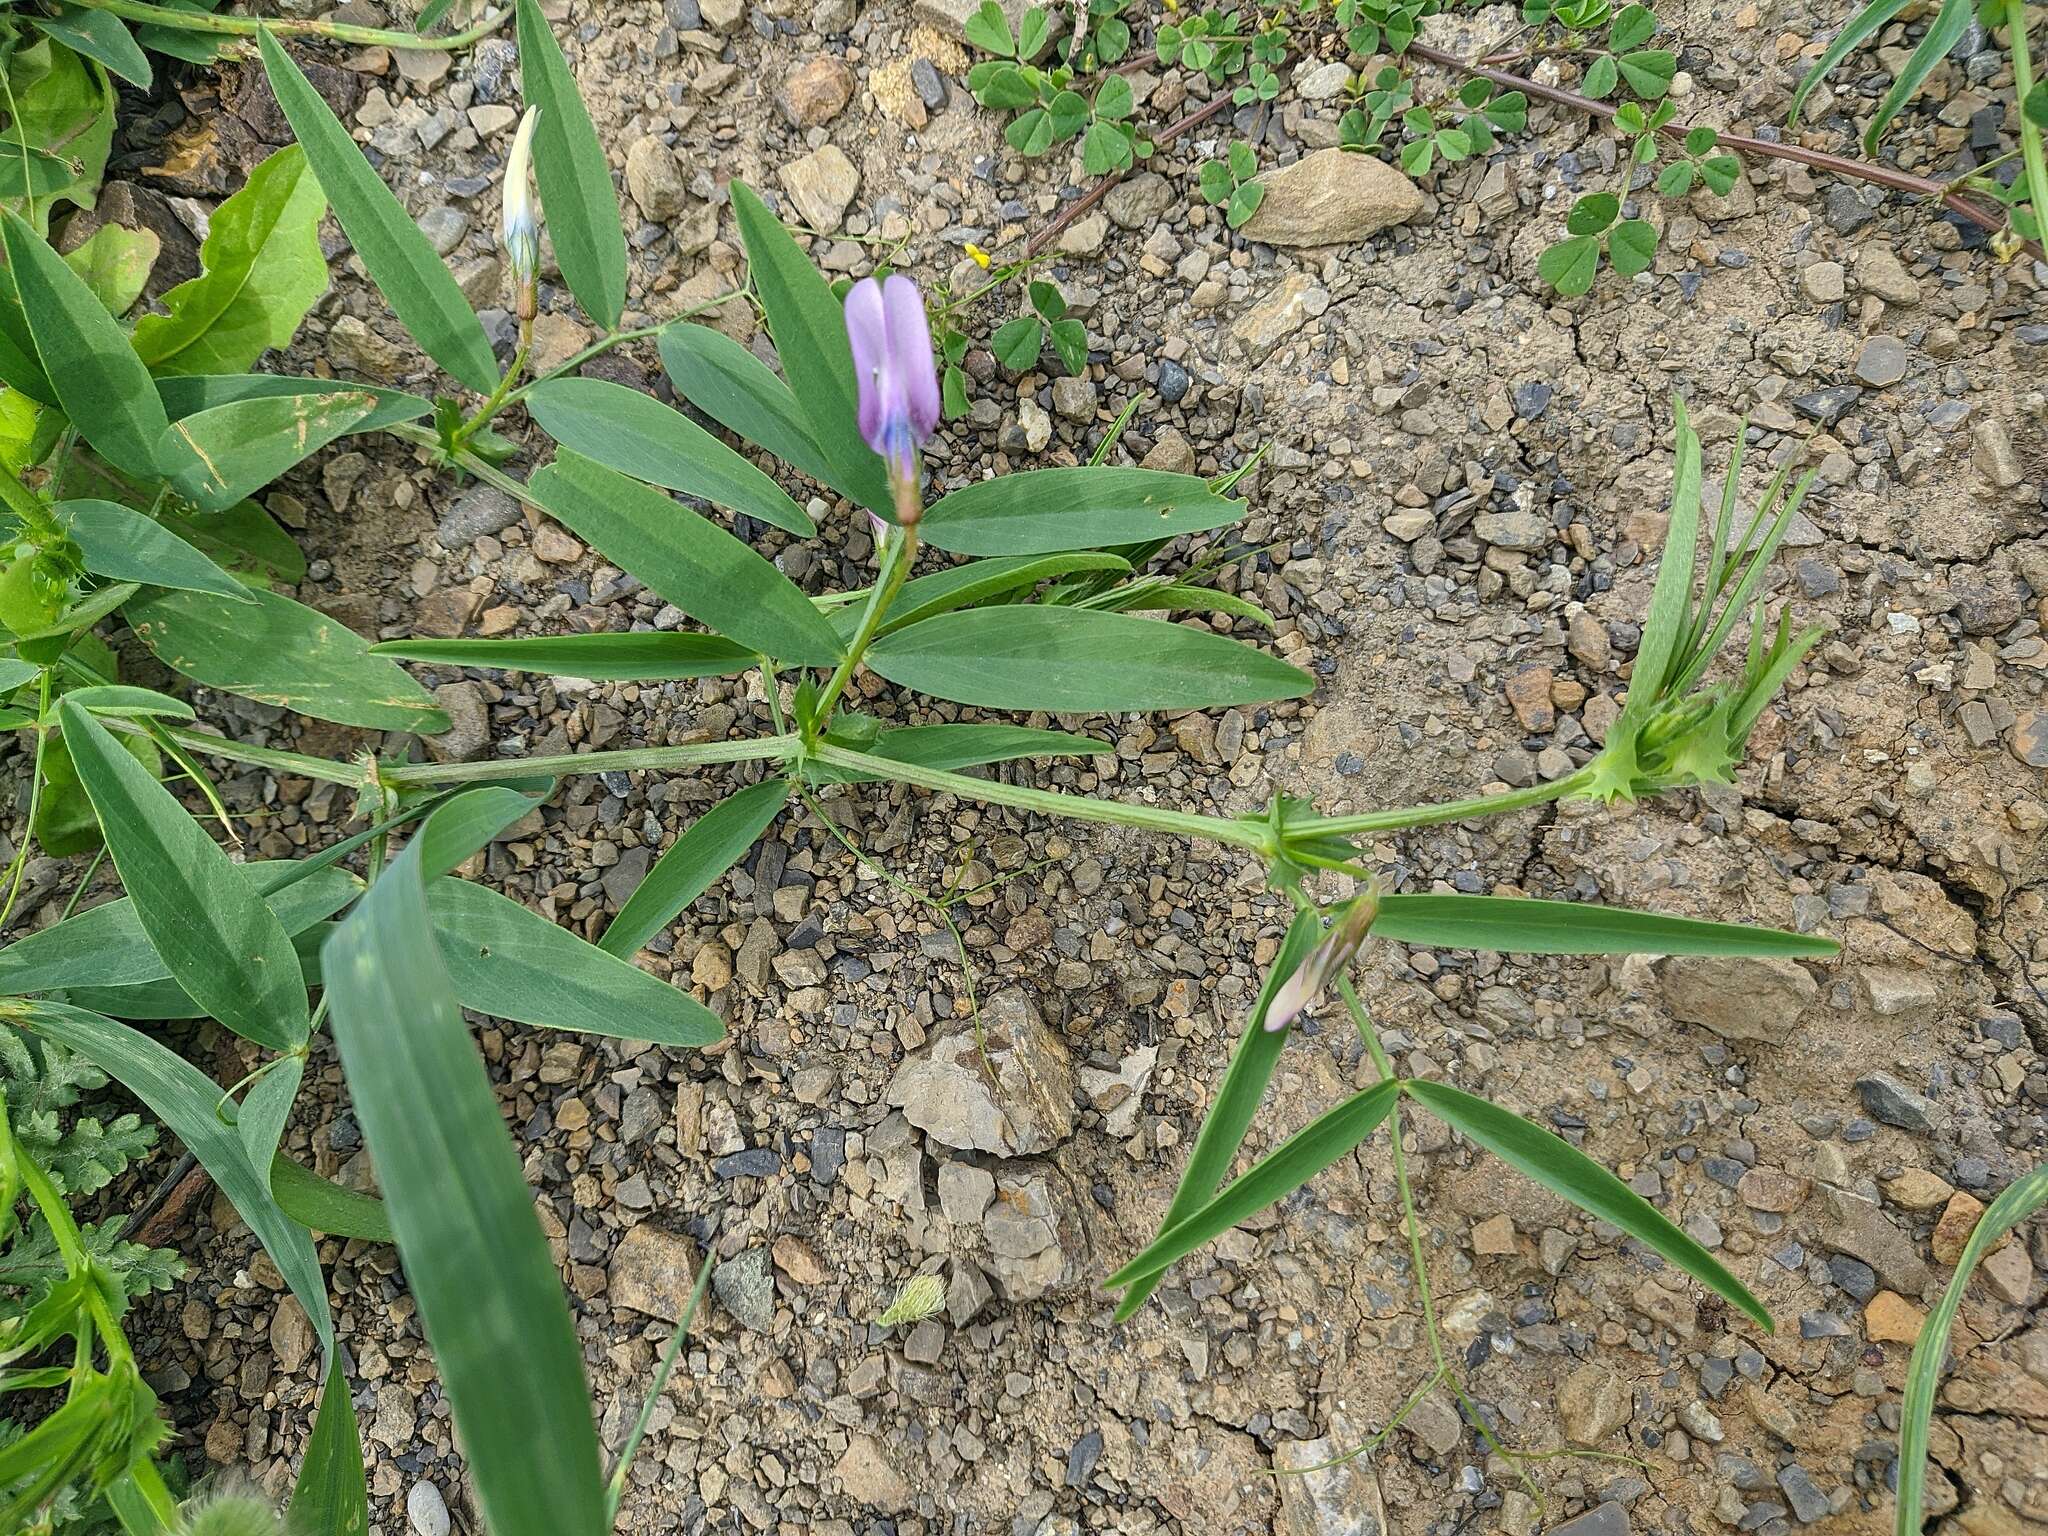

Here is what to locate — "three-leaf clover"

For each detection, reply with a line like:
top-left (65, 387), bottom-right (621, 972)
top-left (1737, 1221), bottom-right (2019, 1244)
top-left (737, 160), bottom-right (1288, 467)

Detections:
top-left (1199, 139), bottom-right (1266, 229)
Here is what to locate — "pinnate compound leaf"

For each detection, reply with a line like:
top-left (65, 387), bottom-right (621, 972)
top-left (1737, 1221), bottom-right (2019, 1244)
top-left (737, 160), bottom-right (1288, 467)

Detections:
top-left (600, 777), bottom-right (790, 958)
top-left (921, 467), bottom-right (1246, 556)
top-left (128, 586), bottom-right (450, 733)
top-left (1114, 909), bottom-right (1320, 1319)
top-left (528, 448), bottom-right (843, 666)
top-left (323, 843), bottom-right (605, 1536)
top-left (130, 144), bottom-right (328, 377)
top-left (526, 376), bottom-right (815, 535)
top-left (373, 631), bottom-right (756, 681)
top-left (55, 500), bottom-right (252, 601)
top-left (1108, 1080), bottom-right (1400, 1288)
top-left (257, 29), bottom-right (498, 392)
top-left (1405, 1079), bottom-right (1772, 1330)
top-left (867, 606), bottom-right (1312, 713)
top-left (728, 181), bottom-right (892, 516)
top-left (4, 998), bottom-right (331, 1351)
top-left (429, 878), bottom-right (726, 1046)
top-left (56, 701), bottom-right (310, 1052)
top-left (0, 209), bottom-right (167, 479)
top-left (515, 0), bottom-right (629, 329)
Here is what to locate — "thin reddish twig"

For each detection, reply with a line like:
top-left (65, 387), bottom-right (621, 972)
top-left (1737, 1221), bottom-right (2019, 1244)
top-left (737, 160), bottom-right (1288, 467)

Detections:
top-left (1404, 40), bottom-right (2043, 262)
top-left (1026, 91), bottom-right (1235, 257)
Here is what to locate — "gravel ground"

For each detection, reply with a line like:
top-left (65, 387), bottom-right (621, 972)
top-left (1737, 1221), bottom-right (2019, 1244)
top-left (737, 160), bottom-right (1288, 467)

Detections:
top-left (9, 0), bottom-right (2048, 1531)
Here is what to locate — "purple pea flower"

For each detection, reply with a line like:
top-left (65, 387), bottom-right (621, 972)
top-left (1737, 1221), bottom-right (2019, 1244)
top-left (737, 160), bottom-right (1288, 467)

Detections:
top-left (845, 274), bottom-right (940, 526)
top-left (1265, 892), bottom-right (1380, 1032)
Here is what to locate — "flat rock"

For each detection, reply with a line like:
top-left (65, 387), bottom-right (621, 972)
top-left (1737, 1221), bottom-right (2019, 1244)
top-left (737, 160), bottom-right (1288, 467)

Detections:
top-left (1274, 1430), bottom-right (1387, 1535)
top-left (776, 56), bottom-right (856, 128)
top-left (779, 144), bottom-right (859, 233)
top-left (1660, 955), bottom-right (1818, 1041)
top-left (1233, 272), bottom-right (1329, 361)
top-left (835, 1432), bottom-right (914, 1511)
top-left (1559, 1363), bottom-right (1630, 1445)
top-left (885, 987), bottom-right (1074, 1155)
top-left (1241, 148), bottom-right (1424, 247)
top-left (607, 1224), bottom-right (700, 1320)
top-left (1818, 1186), bottom-right (1930, 1294)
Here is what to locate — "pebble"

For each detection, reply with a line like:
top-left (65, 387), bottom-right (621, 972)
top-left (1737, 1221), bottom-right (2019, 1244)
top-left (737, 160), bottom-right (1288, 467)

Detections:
top-left (1853, 334), bottom-right (1908, 387)
top-left (406, 1482), bottom-right (450, 1536)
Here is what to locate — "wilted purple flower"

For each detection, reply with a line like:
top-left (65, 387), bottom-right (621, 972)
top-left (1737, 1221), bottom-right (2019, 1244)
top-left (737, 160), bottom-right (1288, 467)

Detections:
top-left (845, 274), bottom-right (940, 525)
top-left (1265, 893), bottom-right (1380, 1033)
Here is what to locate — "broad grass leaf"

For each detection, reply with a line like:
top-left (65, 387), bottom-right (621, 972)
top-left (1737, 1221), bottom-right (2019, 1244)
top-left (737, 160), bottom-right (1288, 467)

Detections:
top-left (527, 376), bottom-right (815, 535)
top-left (728, 181), bottom-right (893, 516)
top-left (239, 1051), bottom-right (305, 1182)
top-left (127, 585), bottom-right (450, 733)
top-left (1621, 396), bottom-right (1702, 723)
top-left (920, 467), bottom-right (1247, 556)
top-left (600, 777), bottom-right (789, 958)
top-left (157, 373), bottom-right (432, 435)
top-left (323, 845), bottom-right (606, 1536)
top-left (29, 8), bottom-right (152, 87)
top-left (657, 322), bottom-right (838, 488)
top-left (287, 1360), bottom-right (370, 1536)
top-left (0, 208), bottom-right (167, 478)
top-left (1107, 1079), bottom-right (1400, 1288)
top-left (0, 863), bottom-right (355, 994)
top-left (156, 389), bottom-right (381, 511)
top-left (272, 1155), bottom-right (394, 1242)
top-left (861, 724), bottom-right (1104, 773)
top-left (1897, 1162), bottom-right (2048, 1536)
top-left (514, 0), bottom-right (628, 328)
top-left (4, 998), bottom-right (330, 1351)
top-left (528, 448), bottom-right (843, 666)
top-left (430, 878), bottom-right (726, 1046)
top-left (1371, 893), bottom-right (1835, 957)
top-left (828, 552), bottom-right (1131, 642)
top-left (1113, 909), bottom-right (1321, 1319)
top-left (407, 786), bottom-right (549, 881)
top-left (56, 701), bottom-right (310, 1051)
top-left (866, 606), bottom-right (1312, 713)
top-left (371, 631), bottom-right (756, 681)
top-left (130, 144), bottom-right (329, 376)
top-left (1405, 1079), bottom-right (1773, 1330)
top-left (59, 685), bottom-right (194, 721)
top-left (55, 500), bottom-right (252, 601)
top-left (257, 29), bottom-right (498, 392)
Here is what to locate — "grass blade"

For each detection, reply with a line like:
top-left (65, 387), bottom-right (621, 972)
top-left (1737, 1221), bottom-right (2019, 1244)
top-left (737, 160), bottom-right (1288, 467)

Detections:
top-left (271, 1154), bottom-right (393, 1242)
top-left (286, 1359), bottom-right (370, 1536)
top-left (1406, 1079), bottom-right (1773, 1331)
top-left (323, 842), bottom-right (606, 1536)
top-left (1108, 1079), bottom-right (1400, 1290)
top-left (1114, 908), bottom-right (1320, 1319)
top-left (1622, 398), bottom-right (1703, 724)
top-left (1787, 0), bottom-right (1911, 125)
top-left (1895, 1162), bottom-right (2048, 1536)
top-left (371, 632), bottom-right (756, 681)
top-left (600, 778), bottom-right (788, 959)
top-left (1372, 893), bottom-right (1836, 957)
top-left (1864, 0), bottom-right (1971, 153)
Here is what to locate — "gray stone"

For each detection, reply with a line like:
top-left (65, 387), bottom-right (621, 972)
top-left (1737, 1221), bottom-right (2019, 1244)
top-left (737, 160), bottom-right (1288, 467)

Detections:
top-left (436, 485), bottom-right (523, 548)
top-left (417, 206), bottom-right (468, 257)
top-left (424, 682), bottom-right (488, 763)
top-left (1856, 1071), bottom-right (1938, 1132)
top-left (1241, 148), bottom-right (1424, 247)
top-left (1854, 335), bottom-right (1908, 387)
top-left (1559, 1363), bottom-right (1630, 1446)
top-left (1855, 247), bottom-right (1920, 304)
top-left (834, 1432), bottom-right (913, 1511)
top-left (1816, 1186), bottom-right (1930, 1293)
top-left (712, 1246), bottom-right (775, 1332)
top-left (1103, 171), bottom-right (1174, 229)
top-left (1473, 508), bottom-right (1552, 552)
top-left (1776, 1466), bottom-right (1831, 1524)
top-left (406, 1483), bottom-right (450, 1536)
top-left (625, 136), bottom-right (688, 222)
top-left (1792, 385), bottom-right (1861, 425)
top-left (1547, 1501), bottom-right (1628, 1536)
top-left (885, 988), bottom-right (1075, 1155)
top-left (982, 1168), bottom-right (1069, 1300)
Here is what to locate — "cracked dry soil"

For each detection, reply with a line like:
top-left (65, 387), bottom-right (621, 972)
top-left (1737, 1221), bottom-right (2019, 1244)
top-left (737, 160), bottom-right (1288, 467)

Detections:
top-left (26, 0), bottom-right (2048, 1531)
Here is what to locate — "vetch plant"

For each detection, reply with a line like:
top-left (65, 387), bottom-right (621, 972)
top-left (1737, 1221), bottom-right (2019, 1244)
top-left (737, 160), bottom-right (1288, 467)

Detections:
top-left (2, 7), bottom-right (1842, 1531)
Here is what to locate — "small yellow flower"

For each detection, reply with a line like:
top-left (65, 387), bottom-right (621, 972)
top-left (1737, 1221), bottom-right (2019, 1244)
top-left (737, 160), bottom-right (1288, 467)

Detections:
top-left (963, 241), bottom-right (992, 269)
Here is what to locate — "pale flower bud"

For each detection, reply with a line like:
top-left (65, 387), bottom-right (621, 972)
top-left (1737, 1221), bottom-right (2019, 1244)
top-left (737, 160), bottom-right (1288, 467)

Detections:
top-left (501, 106), bottom-right (542, 323)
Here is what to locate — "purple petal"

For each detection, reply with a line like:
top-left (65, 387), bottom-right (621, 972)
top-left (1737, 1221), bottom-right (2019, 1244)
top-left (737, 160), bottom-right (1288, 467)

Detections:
top-left (845, 277), bottom-right (889, 454)
top-left (1264, 965), bottom-right (1316, 1033)
top-left (881, 274), bottom-right (940, 440)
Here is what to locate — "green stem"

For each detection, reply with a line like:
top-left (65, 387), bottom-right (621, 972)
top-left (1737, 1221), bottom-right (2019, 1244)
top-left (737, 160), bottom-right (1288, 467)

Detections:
top-left (1296, 765), bottom-right (1594, 839)
top-left (378, 734), bottom-right (796, 787)
top-left (0, 670), bottom-right (51, 934)
top-left (807, 525), bottom-right (915, 740)
top-left (151, 723), bottom-right (370, 788)
top-left (454, 338), bottom-right (530, 452)
top-left (808, 742), bottom-right (1273, 852)
top-left (69, 0), bottom-right (511, 50)
top-left (2006, 2), bottom-right (2048, 254)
